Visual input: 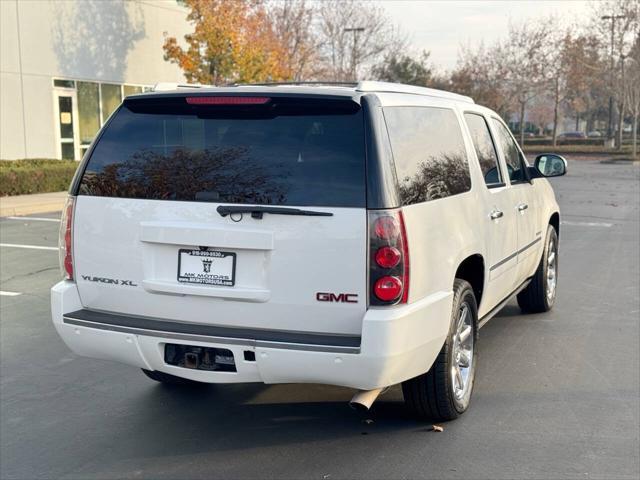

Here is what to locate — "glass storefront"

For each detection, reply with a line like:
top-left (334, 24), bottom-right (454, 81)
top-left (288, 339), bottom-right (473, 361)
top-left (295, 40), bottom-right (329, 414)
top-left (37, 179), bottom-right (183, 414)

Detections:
top-left (100, 83), bottom-right (122, 124)
top-left (77, 82), bottom-right (100, 145)
top-left (123, 85), bottom-right (144, 97)
top-left (53, 78), bottom-right (150, 159)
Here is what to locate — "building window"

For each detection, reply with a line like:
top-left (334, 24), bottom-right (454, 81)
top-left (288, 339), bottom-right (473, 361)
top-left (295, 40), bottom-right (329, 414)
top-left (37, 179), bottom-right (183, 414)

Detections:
top-left (77, 81), bottom-right (100, 147)
top-left (123, 85), bottom-right (143, 97)
top-left (53, 79), bottom-right (75, 89)
top-left (53, 78), bottom-right (150, 159)
top-left (100, 83), bottom-right (122, 123)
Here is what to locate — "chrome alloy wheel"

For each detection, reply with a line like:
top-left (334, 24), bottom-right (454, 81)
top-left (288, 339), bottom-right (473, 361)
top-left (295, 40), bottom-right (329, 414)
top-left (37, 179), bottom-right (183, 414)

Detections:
top-left (451, 303), bottom-right (474, 401)
top-left (546, 239), bottom-right (557, 301)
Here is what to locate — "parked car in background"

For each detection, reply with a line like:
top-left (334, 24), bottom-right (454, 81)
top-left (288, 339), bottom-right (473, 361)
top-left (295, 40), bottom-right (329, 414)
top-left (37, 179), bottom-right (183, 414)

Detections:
top-left (51, 81), bottom-right (567, 422)
top-left (558, 131), bottom-right (587, 139)
top-left (587, 131), bottom-right (603, 138)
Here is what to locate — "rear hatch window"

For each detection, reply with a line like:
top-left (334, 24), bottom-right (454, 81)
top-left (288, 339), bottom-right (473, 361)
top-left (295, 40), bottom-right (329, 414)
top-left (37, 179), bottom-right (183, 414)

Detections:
top-left (77, 96), bottom-right (366, 207)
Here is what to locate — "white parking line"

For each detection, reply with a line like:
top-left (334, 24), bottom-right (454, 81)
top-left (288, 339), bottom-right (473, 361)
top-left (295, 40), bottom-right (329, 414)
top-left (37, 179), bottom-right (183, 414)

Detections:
top-left (5, 216), bottom-right (60, 222)
top-left (0, 291), bottom-right (22, 296)
top-left (561, 221), bottom-right (613, 228)
top-left (0, 243), bottom-right (58, 251)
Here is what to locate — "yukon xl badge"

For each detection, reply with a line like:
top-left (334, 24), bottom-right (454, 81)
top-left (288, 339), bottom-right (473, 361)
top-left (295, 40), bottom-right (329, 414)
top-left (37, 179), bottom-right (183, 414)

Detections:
top-left (81, 275), bottom-right (138, 287)
top-left (316, 292), bottom-right (358, 303)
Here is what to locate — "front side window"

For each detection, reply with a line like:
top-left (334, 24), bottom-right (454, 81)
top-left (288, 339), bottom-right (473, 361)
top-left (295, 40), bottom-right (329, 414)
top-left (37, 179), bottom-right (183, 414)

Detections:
top-left (464, 113), bottom-right (503, 187)
top-left (384, 106), bottom-right (471, 205)
top-left (491, 119), bottom-right (528, 183)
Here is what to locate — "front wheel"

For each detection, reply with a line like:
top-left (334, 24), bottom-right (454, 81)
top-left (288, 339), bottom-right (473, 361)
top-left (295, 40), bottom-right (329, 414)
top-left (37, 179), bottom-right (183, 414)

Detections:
top-left (517, 224), bottom-right (558, 313)
top-left (402, 279), bottom-right (478, 421)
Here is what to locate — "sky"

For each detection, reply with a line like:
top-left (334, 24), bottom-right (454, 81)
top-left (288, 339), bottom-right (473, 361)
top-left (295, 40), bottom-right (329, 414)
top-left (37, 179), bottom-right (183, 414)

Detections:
top-left (378, 0), bottom-right (593, 70)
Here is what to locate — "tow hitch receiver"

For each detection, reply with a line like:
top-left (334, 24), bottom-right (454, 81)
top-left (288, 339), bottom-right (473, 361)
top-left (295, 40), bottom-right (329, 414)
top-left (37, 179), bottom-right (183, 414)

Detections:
top-left (165, 344), bottom-right (236, 372)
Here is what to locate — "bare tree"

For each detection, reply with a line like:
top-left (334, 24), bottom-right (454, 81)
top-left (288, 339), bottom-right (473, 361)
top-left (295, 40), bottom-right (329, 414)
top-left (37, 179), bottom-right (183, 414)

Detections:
top-left (589, 0), bottom-right (640, 148)
top-left (543, 19), bottom-right (569, 146)
top-left (314, 0), bottom-right (405, 81)
top-left (528, 96), bottom-right (554, 136)
top-left (500, 20), bottom-right (554, 145)
top-left (544, 26), bottom-right (604, 146)
top-left (450, 42), bottom-right (512, 118)
top-left (561, 33), bottom-right (606, 134)
top-left (269, 0), bottom-right (317, 81)
top-left (625, 37), bottom-right (640, 158)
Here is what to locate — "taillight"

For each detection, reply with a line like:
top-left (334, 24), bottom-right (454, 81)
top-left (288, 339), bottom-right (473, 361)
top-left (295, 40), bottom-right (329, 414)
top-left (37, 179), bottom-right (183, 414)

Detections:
top-left (375, 246), bottom-right (401, 268)
top-left (59, 196), bottom-right (75, 280)
top-left (374, 216), bottom-right (400, 240)
top-left (373, 276), bottom-right (403, 301)
top-left (369, 209), bottom-right (410, 305)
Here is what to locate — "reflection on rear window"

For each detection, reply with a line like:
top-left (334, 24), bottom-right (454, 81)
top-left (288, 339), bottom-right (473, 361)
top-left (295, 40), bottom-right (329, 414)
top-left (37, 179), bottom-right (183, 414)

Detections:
top-left (78, 105), bottom-right (366, 207)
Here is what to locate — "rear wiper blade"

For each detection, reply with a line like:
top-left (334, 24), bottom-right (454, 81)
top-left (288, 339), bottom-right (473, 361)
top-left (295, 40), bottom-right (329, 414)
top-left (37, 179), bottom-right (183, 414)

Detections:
top-left (216, 205), bottom-right (333, 219)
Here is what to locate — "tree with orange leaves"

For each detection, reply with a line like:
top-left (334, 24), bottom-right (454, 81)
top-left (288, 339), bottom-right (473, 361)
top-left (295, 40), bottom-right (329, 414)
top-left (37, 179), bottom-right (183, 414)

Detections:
top-left (163, 0), bottom-right (291, 85)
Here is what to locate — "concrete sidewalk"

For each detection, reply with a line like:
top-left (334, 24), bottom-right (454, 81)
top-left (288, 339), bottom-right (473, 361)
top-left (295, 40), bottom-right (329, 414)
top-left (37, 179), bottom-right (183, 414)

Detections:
top-left (0, 191), bottom-right (67, 217)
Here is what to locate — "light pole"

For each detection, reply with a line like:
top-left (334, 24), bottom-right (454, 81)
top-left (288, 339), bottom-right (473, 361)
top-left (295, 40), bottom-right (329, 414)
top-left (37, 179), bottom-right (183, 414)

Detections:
top-left (619, 53), bottom-right (627, 148)
top-left (601, 14), bottom-right (626, 140)
top-left (344, 27), bottom-right (365, 81)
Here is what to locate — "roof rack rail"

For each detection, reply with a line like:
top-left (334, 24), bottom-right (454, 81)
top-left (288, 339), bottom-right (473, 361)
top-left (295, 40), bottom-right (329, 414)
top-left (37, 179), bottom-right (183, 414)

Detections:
top-left (151, 80), bottom-right (474, 103)
top-left (229, 81), bottom-right (358, 87)
top-left (152, 82), bottom-right (211, 92)
top-left (356, 81), bottom-right (474, 104)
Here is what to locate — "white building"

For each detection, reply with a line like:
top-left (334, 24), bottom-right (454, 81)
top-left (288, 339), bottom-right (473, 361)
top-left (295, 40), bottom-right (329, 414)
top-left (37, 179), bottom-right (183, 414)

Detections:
top-left (1, 0), bottom-right (190, 160)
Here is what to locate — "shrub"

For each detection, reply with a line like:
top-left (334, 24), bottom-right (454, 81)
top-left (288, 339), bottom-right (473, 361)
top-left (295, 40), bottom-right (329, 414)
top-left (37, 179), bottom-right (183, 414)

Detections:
top-left (0, 159), bottom-right (79, 196)
top-left (522, 145), bottom-right (632, 154)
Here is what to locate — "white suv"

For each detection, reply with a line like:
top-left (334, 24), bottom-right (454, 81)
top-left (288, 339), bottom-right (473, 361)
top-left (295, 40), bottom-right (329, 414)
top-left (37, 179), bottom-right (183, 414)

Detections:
top-left (51, 81), bottom-right (566, 421)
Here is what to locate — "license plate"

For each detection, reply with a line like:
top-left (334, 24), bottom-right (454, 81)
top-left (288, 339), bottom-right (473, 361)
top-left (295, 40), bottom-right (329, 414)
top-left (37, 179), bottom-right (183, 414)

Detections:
top-left (177, 249), bottom-right (236, 286)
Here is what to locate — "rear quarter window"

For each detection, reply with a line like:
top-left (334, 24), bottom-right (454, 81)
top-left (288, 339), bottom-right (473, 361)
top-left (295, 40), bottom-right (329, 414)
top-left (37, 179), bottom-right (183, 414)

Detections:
top-left (383, 106), bottom-right (471, 205)
top-left (77, 100), bottom-right (366, 208)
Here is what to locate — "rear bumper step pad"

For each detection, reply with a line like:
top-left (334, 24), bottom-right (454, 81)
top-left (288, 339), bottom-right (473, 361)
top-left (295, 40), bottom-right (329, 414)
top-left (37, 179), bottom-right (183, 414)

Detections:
top-left (63, 309), bottom-right (361, 354)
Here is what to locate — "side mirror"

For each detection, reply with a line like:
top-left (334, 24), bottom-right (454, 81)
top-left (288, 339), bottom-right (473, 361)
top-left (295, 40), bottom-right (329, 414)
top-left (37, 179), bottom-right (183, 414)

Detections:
top-left (533, 154), bottom-right (567, 178)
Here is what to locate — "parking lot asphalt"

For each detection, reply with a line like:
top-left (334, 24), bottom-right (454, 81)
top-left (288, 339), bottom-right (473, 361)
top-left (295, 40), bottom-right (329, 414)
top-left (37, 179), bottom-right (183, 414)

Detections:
top-left (1, 159), bottom-right (638, 480)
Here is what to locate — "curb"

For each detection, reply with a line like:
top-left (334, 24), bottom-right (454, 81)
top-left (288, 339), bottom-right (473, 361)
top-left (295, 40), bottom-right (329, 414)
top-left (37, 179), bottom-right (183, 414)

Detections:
top-left (599, 158), bottom-right (640, 166)
top-left (0, 192), bottom-right (67, 217)
top-left (0, 202), bottom-right (65, 217)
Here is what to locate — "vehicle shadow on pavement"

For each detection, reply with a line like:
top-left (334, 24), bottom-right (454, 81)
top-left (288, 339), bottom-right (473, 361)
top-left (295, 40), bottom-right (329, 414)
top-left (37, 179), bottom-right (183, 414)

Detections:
top-left (98, 382), bottom-right (422, 459)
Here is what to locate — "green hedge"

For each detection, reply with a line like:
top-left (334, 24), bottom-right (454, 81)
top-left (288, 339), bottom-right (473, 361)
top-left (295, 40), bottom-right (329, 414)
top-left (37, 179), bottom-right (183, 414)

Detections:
top-left (523, 138), bottom-right (606, 147)
top-left (0, 159), bottom-right (79, 196)
top-left (522, 145), bottom-right (632, 154)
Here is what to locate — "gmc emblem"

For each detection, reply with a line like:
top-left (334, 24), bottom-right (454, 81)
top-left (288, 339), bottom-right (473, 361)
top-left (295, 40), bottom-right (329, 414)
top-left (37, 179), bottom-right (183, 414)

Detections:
top-left (316, 292), bottom-right (358, 303)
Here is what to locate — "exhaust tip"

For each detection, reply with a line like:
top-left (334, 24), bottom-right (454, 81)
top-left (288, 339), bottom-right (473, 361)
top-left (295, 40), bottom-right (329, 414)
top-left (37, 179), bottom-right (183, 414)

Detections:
top-left (349, 400), bottom-right (371, 412)
top-left (349, 387), bottom-right (384, 411)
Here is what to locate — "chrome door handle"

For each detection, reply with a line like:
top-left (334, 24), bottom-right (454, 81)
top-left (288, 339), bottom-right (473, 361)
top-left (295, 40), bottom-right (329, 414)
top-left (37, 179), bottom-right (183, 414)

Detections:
top-left (518, 203), bottom-right (529, 212)
top-left (490, 209), bottom-right (504, 220)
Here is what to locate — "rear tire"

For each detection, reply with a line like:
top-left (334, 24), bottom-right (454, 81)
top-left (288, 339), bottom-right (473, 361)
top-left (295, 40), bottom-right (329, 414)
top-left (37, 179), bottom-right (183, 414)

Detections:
top-left (517, 225), bottom-right (558, 313)
top-left (402, 279), bottom-right (478, 422)
top-left (141, 369), bottom-right (203, 385)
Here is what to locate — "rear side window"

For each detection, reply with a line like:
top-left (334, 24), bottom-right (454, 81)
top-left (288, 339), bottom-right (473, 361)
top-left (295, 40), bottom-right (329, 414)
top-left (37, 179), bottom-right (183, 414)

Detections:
top-left (77, 101), bottom-right (366, 207)
top-left (463, 113), bottom-right (503, 187)
top-left (383, 106), bottom-right (471, 205)
top-left (491, 119), bottom-right (527, 184)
